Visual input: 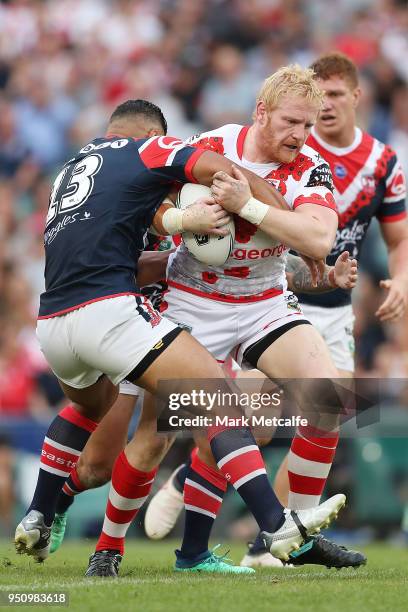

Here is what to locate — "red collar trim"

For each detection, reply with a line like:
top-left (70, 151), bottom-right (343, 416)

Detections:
top-left (236, 125), bottom-right (250, 160)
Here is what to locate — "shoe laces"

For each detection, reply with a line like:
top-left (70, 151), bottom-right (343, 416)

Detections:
top-left (53, 514), bottom-right (66, 527)
top-left (206, 544), bottom-right (233, 565)
top-left (91, 550), bottom-right (121, 572)
top-left (315, 535), bottom-right (347, 550)
top-left (313, 536), bottom-right (348, 554)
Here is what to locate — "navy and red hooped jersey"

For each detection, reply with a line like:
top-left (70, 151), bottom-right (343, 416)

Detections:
top-left (38, 135), bottom-right (203, 318)
top-left (299, 127), bottom-right (407, 308)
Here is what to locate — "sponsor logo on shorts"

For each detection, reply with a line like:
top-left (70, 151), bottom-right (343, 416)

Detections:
top-left (285, 294), bottom-right (302, 312)
top-left (345, 325), bottom-right (355, 355)
top-left (175, 321), bottom-right (193, 333)
top-left (152, 340), bottom-right (164, 350)
top-left (136, 297), bottom-right (162, 328)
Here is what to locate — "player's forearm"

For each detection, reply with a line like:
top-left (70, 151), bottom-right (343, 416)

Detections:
top-left (286, 254), bottom-right (335, 294)
top-left (192, 151), bottom-right (289, 210)
top-left (238, 167), bottom-right (289, 210)
top-left (388, 237), bottom-right (408, 288)
top-left (137, 251), bottom-right (173, 286)
top-left (259, 207), bottom-right (336, 260)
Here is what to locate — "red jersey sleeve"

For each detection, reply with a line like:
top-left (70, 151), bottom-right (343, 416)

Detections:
top-left (138, 136), bottom-right (205, 183)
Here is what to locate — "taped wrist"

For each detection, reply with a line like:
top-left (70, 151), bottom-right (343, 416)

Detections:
top-left (162, 207), bottom-right (184, 234)
top-left (239, 197), bottom-right (269, 226)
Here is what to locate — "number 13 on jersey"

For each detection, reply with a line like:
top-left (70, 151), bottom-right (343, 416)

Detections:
top-left (46, 154), bottom-right (103, 227)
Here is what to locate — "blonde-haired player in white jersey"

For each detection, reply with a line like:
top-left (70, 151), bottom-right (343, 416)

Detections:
top-left (86, 66), bottom-right (360, 575)
top-left (148, 56), bottom-right (407, 569)
top-left (113, 66), bottom-right (350, 572)
top-left (51, 67), bottom-right (357, 575)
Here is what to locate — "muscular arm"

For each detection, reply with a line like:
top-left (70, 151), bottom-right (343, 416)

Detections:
top-left (153, 149), bottom-right (289, 235)
top-left (380, 219), bottom-right (408, 287)
top-left (192, 150), bottom-right (289, 211)
top-left (210, 165), bottom-right (338, 259)
top-left (375, 218), bottom-right (408, 321)
top-left (258, 204), bottom-right (337, 260)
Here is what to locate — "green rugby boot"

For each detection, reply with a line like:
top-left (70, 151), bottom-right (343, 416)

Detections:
top-left (50, 512), bottom-right (68, 554)
top-left (175, 545), bottom-right (255, 575)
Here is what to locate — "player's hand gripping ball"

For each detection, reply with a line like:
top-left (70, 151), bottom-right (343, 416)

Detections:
top-left (176, 183), bottom-right (235, 265)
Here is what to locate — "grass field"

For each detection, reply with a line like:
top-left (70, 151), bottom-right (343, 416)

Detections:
top-left (0, 540), bottom-right (407, 612)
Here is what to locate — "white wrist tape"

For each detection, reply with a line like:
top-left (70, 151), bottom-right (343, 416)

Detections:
top-left (239, 197), bottom-right (269, 226)
top-left (161, 207), bottom-right (184, 234)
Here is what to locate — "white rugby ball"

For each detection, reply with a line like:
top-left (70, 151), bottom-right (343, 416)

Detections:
top-left (175, 183), bottom-right (235, 266)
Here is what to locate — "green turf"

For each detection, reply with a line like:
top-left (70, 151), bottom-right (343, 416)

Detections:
top-left (0, 540), bottom-right (407, 612)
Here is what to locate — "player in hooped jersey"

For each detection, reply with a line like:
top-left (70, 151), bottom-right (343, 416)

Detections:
top-left (15, 99), bottom-right (345, 570)
top-left (298, 52), bottom-right (407, 370)
top-left (269, 53), bottom-right (408, 563)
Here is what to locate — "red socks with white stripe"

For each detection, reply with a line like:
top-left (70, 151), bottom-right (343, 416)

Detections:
top-left (180, 448), bottom-right (227, 558)
top-left (96, 451), bottom-right (157, 555)
top-left (288, 424), bottom-right (339, 509)
top-left (28, 404), bottom-right (98, 525)
top-left (209, 427), bottom-right (285, 534)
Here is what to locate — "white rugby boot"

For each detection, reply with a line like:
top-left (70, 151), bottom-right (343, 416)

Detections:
top-left (15, 510), bottom-right (52, 562)
top-left (240, 548), bottom-right (286, 568)
top-left (261, 493), bottom-right (346, 561)
top-left (144, 465), bottom-right (185, 539)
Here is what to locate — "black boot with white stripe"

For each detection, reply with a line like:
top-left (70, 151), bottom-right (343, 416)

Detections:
top-left (260, 493), bottom-right (346, 561)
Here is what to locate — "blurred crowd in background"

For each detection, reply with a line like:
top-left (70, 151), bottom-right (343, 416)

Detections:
top-left (0, 0), bottom-right (407, 538)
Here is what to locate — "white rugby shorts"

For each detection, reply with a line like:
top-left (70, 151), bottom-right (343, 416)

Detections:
top-left (36, 295), bottom-right (180, 389)
top-left (300, 303), bottom-right (355, 372)
top-left (163, 287), bottom-right (307, 366)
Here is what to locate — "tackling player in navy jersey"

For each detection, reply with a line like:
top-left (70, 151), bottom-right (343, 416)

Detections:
top-left (16, 99), bottom-right (345, 571)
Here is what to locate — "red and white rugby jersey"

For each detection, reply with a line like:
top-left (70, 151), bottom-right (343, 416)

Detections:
top-left (300, 126), bottom-right (407, 308)
top-left (167, 124), bottom-right (337, 303)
